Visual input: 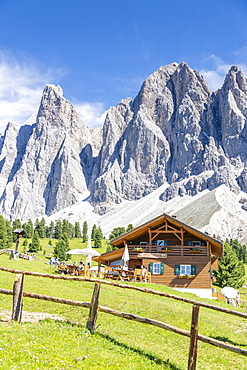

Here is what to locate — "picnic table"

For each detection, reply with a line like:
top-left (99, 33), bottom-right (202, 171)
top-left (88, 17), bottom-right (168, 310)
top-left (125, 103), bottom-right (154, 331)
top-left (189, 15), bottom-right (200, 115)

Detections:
top-left (104, 267), bottom-right (134, 281)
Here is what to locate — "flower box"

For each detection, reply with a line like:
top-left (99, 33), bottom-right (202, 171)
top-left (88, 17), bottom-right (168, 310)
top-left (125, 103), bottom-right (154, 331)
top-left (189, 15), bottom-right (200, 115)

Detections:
top-left (189, 248), bottom-right (201, 253)
top-left (133, 247), bottom-right (144, 252)
top-left (176, 275), bottom-right (195, 279)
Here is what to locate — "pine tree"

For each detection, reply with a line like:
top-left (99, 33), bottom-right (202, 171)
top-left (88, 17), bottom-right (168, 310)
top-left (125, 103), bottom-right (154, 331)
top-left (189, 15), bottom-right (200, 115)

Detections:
top-left (74, 222), bottom-right (81, 238)
top-left (94, 229), bottom-right (102, 248)
top-left (5, 220), bottom-right (13, 247)
top-left (0, 215), bottom-right (7, 249)
top-left (29, 231), bottom-right (40, 253)
top-left (54, 233), bottom-right (70, 261)
top-left (83, 221), bottom-right (88, 242)
top-left (214, 242), bottom-right (245, 289)
top-left (24, 219), bottom-right (34, 238)
top-left (127, 224), bottom-right (134, 232)
top-left (109, 227), bottom-right (126, 240)
top-left (67, 222), bottom-right (75, 238)
top-left (91, 224), bottom-right (97, 240)
top-left (228, 239), bottom-right (247, 263)
top-left (12, 219), bottom-right (22, 242)
top-left (62, 219), bottom-right (69, 236)
top-left (54, 220), bottom-right (63, 239)
top-left (12, 219), bottom-right (22, 230)
top-left (97, 227), bottom-right (104, 239)
top-left (46, 221), bottom-right (54, 238)
top-left (35, 217), bottom-right (46, 238)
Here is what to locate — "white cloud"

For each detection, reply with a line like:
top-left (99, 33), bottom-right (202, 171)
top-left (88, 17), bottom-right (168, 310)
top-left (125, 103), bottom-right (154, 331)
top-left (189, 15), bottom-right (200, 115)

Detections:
top-left (0, 51), bottom-right (107, 133)
top-left (200, 54), bottom-right (247, 91)
top-left (73, 101), bottom-right (107, 128)
top-left (200, 55), bottom-right (231, 91)
top-left (0, 51), bottom-right (61, 133)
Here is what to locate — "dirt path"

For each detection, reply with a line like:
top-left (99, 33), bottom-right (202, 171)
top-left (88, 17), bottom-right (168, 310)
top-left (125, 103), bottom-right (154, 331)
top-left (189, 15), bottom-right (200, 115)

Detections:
top-left (0, 310), bottom-right (65, 323)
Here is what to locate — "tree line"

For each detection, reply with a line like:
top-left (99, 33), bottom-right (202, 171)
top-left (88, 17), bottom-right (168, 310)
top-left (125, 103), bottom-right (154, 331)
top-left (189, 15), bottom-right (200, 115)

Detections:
top-left (214, 238), bottom-right (247, 289)
top-left (0, 216), bottom-right (106, 255)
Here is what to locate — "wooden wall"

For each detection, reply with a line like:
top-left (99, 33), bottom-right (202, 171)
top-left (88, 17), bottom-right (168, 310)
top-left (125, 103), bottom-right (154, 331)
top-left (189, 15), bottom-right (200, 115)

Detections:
top-left (136, 257), bottom-right (212, 289)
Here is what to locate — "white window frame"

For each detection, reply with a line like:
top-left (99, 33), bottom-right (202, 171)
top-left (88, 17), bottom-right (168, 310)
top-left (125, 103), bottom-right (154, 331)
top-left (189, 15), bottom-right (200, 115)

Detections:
top-left (180, 265), bottom-right (191, 275)
top-left (153, 263), bottom-right (162, 274)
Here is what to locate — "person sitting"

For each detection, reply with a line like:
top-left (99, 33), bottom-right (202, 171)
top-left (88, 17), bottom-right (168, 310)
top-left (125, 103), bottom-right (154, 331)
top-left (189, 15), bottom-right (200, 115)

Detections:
top-left (141, 265), bottom-right (147, 279)
top-left (50, 256), bottom-right (56, 265)
top-left (77, 262), bottom-right (85, 271)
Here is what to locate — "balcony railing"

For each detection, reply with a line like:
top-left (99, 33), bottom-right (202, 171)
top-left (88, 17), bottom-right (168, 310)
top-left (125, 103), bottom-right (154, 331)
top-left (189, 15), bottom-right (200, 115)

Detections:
top-left (128, 245), bottom-right (208, 257)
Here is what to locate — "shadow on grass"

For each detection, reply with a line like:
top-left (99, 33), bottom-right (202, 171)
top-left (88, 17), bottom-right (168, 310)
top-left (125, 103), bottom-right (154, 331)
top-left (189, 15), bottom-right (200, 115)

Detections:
top-left (42, 320), bottom-right (182, 369)
top-left (96, 332), bottom-right (183, 370)
top-left (212, 336), bottom-right (247, 348)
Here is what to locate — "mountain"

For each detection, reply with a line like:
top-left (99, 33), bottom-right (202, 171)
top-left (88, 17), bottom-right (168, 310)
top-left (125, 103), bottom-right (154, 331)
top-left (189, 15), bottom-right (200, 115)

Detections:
top-left (1, 62), bottom-right (247, 242)
top-left (0, 85), bottom-right (99, 220)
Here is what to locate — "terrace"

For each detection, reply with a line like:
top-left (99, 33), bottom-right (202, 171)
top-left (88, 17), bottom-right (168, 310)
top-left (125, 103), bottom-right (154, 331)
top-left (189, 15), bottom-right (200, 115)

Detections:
top-left (128, 242), bottom-right (209, 258)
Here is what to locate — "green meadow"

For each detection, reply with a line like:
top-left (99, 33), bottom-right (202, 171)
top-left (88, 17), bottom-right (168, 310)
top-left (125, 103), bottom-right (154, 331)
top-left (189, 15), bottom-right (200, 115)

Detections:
top-left (0, 239), bottom-right (247, 369)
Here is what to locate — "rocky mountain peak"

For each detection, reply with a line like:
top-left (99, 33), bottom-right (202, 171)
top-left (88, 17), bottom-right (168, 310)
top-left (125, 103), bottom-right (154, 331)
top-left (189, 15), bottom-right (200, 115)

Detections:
top-left (222, 66), bottom-right (247, 94)
top-left (1, 62), bottom-right (247, 223)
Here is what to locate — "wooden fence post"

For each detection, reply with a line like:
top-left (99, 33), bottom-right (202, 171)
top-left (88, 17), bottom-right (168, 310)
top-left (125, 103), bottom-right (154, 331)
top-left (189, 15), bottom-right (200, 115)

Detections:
top-left (86, 282), bottom-right (101, 333)
top-left (188, 304), bottom-right (200, 370)
top-left (12, 273), bottom-right (24, 322)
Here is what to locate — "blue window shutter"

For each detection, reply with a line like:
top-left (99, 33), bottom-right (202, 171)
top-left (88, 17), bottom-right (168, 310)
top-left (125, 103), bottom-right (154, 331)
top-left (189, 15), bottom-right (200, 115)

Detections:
top-left (191, 265), bottom-right (196, 275)
top-left (164, 240), bottom-right (168, 246)
top-left (160, 263), bottom-right (164, 274)
top-left (149, 263), bottom-right (154, 274)
top-left (188, 241), bottom-right (192, 246)
top-left (174, 265), bottom-right (180, 275)
top-left (201, 241), bottom-right (206, 246)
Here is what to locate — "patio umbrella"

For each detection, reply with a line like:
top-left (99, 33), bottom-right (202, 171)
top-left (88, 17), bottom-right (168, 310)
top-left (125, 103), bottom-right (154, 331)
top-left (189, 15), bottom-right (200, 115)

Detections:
top-left (79, 248), bottom-right (100, 257)
top-left (221, 287), bottom-right (238, 299)
top-left (66, 248), bottom-right (100, 264)
top-left (122, 244), bottom-right (130, 265)
top-left (65, 248), bottom-right (100, 256)
top-left (66, 249), bottom-right (86, 255)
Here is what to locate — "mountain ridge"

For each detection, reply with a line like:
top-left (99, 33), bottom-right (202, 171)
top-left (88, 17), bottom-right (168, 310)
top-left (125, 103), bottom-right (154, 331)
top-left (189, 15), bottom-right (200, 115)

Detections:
top-left (1, 62), bottom-right (247, 242)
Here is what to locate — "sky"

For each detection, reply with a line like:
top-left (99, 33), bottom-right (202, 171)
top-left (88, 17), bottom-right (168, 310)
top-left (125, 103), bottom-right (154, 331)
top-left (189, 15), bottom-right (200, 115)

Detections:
top-left (0, 0), bottom-right (247, 132)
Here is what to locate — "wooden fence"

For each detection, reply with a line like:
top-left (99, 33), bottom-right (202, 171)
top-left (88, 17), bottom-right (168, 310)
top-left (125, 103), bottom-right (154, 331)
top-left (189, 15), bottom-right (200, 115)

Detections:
top-left (0, 266), bottom-right (247, 370)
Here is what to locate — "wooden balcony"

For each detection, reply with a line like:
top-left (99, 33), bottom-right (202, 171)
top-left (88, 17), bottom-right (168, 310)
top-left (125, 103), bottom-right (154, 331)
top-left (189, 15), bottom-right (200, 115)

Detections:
top-left (128, 245), bottom-right (208, 258)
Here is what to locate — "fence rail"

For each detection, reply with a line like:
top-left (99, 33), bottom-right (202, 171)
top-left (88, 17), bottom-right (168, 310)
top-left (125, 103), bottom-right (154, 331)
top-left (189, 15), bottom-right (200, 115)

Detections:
top-left (1, 266), bottom-right (246, 319)
top-left (0, 266), bottom-right (247, 369)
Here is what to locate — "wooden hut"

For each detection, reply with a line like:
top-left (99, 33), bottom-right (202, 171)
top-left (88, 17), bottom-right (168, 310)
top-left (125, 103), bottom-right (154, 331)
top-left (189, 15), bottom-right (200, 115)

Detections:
top-left (93, 213), bottom-right (223, 298)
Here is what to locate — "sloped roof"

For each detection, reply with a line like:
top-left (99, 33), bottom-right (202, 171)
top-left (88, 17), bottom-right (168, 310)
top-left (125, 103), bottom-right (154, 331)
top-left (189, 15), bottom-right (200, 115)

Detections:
top-left (93, 247), bottom-right (125, 265)
top-left (110, 213), bottom-right (223, 257)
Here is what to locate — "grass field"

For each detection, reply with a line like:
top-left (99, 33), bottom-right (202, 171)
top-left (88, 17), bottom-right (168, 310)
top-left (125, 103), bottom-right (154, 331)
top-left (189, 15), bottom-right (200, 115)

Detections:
top-left (0, 239), bottom-right (247, 369)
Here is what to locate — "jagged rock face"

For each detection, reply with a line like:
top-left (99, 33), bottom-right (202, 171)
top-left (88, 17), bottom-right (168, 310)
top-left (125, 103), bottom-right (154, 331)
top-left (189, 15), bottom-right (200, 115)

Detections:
top-left (1, 62), bottom-right (247, 220)
top-left (0, 85), bottom-right (99, 220)
top-left (0, 122), bottom-right (18, 194)
top-left (92, 62), bottom-right (245, 209)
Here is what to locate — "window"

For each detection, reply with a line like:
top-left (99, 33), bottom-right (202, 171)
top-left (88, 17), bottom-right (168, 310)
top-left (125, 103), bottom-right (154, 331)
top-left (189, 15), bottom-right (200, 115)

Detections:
top-left (153, 263), bottom-right (161, 274)
top-left (149, 262), bottom-right (164, 275)
top-left (192, 241), bottom-right (201, 247)
top-left (180, 265), bottom-right (191, 275)
top-left (174, 264), bottom-right (196, 276)
top-left (153, 240), bottom-right (168, 246)
top-left (140, 242), bottom-right (148, 245)
top-left (188, 241), bottom-right (206, 246)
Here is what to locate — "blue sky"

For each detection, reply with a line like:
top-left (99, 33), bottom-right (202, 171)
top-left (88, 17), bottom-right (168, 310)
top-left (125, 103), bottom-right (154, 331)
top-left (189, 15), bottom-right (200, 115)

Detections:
top-left (0, 0), bottom-right (247, 131)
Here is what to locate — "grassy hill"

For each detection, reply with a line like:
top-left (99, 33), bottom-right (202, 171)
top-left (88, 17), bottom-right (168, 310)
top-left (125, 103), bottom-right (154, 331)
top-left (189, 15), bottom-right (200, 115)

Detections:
top-left (0, 240), bottom-right (247, 369)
